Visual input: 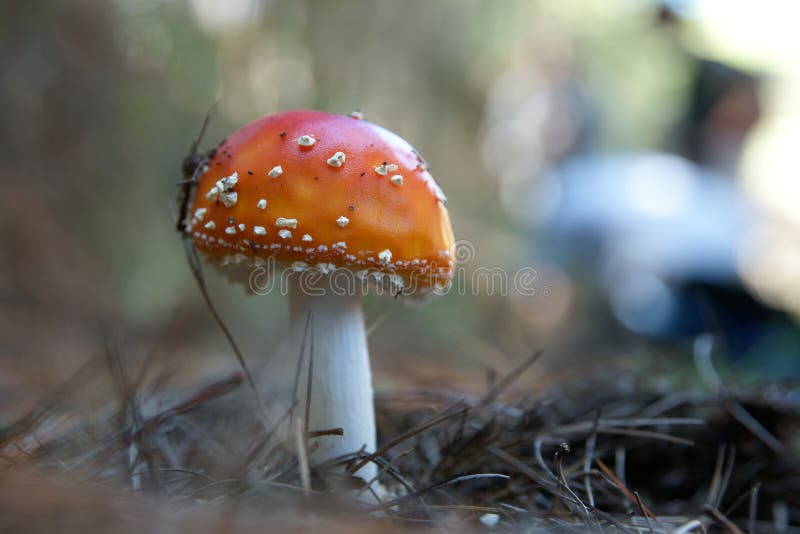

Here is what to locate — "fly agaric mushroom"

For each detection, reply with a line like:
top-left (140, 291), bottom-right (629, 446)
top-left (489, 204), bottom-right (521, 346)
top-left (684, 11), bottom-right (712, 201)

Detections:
top-left (183, 110), bottom-right (455, 481)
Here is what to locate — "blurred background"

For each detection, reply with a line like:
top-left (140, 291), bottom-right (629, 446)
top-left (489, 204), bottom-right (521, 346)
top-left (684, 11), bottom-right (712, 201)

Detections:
top-left (2, 0), bottom-right (800, 416)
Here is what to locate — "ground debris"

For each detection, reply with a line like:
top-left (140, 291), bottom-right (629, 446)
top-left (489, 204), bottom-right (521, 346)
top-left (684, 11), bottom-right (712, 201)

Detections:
top-left (1, 357), bottom-right (798, 532)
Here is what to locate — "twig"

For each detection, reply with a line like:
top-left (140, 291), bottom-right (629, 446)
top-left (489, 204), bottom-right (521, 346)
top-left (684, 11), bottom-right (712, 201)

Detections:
top-left (295, 417), bottom-right (311, 495)
top-left (141, 372), bottom-right (243, 434)
top-left (347, 400), bottom-right (468, 475)
top-left (489, 448), bottom-right (631, 532)
top-left (176, 111), bottom-right (212, 233)
top-left (555, 443), bottom-right (592, 525)
top-left (554, 417), bottom-right (704, 432)
top-left (583, 410), bottom-right (600, 507)
top-left (702, 504), bottom-right (745, 534)
top-left (555, 426), bottom-right (695, 446)
top-left (479, 350), bottom-right (543, 406)
top-left (0, 356), bottom-right (101, 448)
top-left (356, 447), bottom-right (415, 498)
top-left (672, 519), bottom-right (704, 534)
top-left (634, 492), bottom-right (654, 534)
top-left (534, 438), bottom-right (558, 482)
top-left (364, 473), bottom-right (510, 513)
top-left (713, 444), bottom-right (736, 509)
top-left (182, 240), bottom-right (272, 430)
top-left (307, 428), bottom-right (343, 438)
top-left (104, 341), bottom-right (159, 492)
top-left (726, 401), bottom-right (785, 454)
top-left (242, 399), bottom-right (298, 470)
top-left (489, 447), bottom-right (555, 489)
top-left (595, 458), bottom-right (657, 520)
top-left (748, 483), bottom-right (760, 534)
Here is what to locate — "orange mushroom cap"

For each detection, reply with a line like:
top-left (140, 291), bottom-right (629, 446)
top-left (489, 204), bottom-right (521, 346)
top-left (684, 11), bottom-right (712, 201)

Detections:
top-left (185, 110), bottom-right (455, 296)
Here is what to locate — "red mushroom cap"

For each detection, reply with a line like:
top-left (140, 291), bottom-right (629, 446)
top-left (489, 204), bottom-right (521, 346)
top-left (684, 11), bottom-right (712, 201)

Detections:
top-left (185, 110), bottom-right (455, 296)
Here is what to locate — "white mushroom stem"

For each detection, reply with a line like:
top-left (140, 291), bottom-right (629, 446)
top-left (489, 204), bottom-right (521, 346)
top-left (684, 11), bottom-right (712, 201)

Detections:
top-left (288, 281), bottom-right (377, 482)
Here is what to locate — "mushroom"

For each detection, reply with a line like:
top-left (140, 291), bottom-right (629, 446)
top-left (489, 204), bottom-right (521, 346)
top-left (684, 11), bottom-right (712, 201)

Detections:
top-left (184, 110), bottom-right (455, 481)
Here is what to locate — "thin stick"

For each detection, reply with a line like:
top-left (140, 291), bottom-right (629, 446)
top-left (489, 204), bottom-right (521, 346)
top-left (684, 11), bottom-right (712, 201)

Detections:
top-left (583, 409), bottom-right (600, 507)
top-left (307, 428), bottom-right (343, 438)
top-left (183, 240), bottom-right (272, 429)
top-left (364, 473), bottom-right (510, 513)
top-left (176, 112), bottom-right (212, 233)
top-left (295, 417), bottom-right (311, 495)
top-left (595, 458), bottom-right (657, 520)
top-left (707, 444), bottom-right (726, 508)
top-left (348, 401), bottom-right (467, 475)
top-left (558, 427), bottom-right (695, 446)
top-left (534, 438), bottom-right (557, 482)
top-left (702, 504), bottom-right (745, 534)
top-left (489, 447), bottom-right (557, 490)
top-left (554, 443), bottom-right (591, 523)
top-left (634, 492), bottom-right (654, 534)
top-left (726, 401), bottom-right (785, 454)
top-left (479, 350), bottom-right (543, 406)
top-left (356, 447), bottom-right (415, 498)
top-left (748, 483), bottom-right (760, 534)
top-left (672, 519), bottom-right (704, 534)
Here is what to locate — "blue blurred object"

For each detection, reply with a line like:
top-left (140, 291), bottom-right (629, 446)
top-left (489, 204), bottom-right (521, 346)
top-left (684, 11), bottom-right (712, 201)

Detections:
top-left (541, 152), bottom-right (750, 282)
top-left (535, 152), bottom-right (800, 373)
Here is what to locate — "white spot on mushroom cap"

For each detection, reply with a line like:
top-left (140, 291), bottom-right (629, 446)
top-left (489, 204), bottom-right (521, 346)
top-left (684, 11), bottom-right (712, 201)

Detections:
top-left (216, 172), bottom-right (238, 192)
top-left (221, 191), bottom-right (238, 207)
top-left (206, 185), bottom-right (220, 201)
top-left (254, 226), bottom-right (266, 235)
top-left (193, 207), bottom-right (207, 221)
top-left (278, 229), bottom-right (292, 239)
top-left (390, 175), bottom-right (403, 187)
top-left (349, 109), bottom-right (363, 120)
top-left (378, 249), bottom-right (392, 263)
top-left (302, 234), bottom-right (313, 242)
top-left (225, 226), bottom-right (236, 235)
top-left (204, 221), bottom-right (216, 230)
top-left (318, 245), bottom-right (328, 252)
top-left (333, 241), bottom-right (347, 250)
top-left (375, 163), bottom-right (398, 176)
top-left (316, 262), bottom-right (337, 274)
top-left (268, 166), bottom-right (283, 178)
top-left (257, 198), bottom-right (267, 209)
top-left (297, 134), bottom-right (316, 147)
top-left (291, 261), bottom-right (308, 271)
top-left (238, 223), bottom-right (245, 231)
top-left (275, 217), bottom-right (298, 229)
top-left (327, 151), bottom-right (346, 167)
top-left (336, 216), bottom-right (349, 227)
